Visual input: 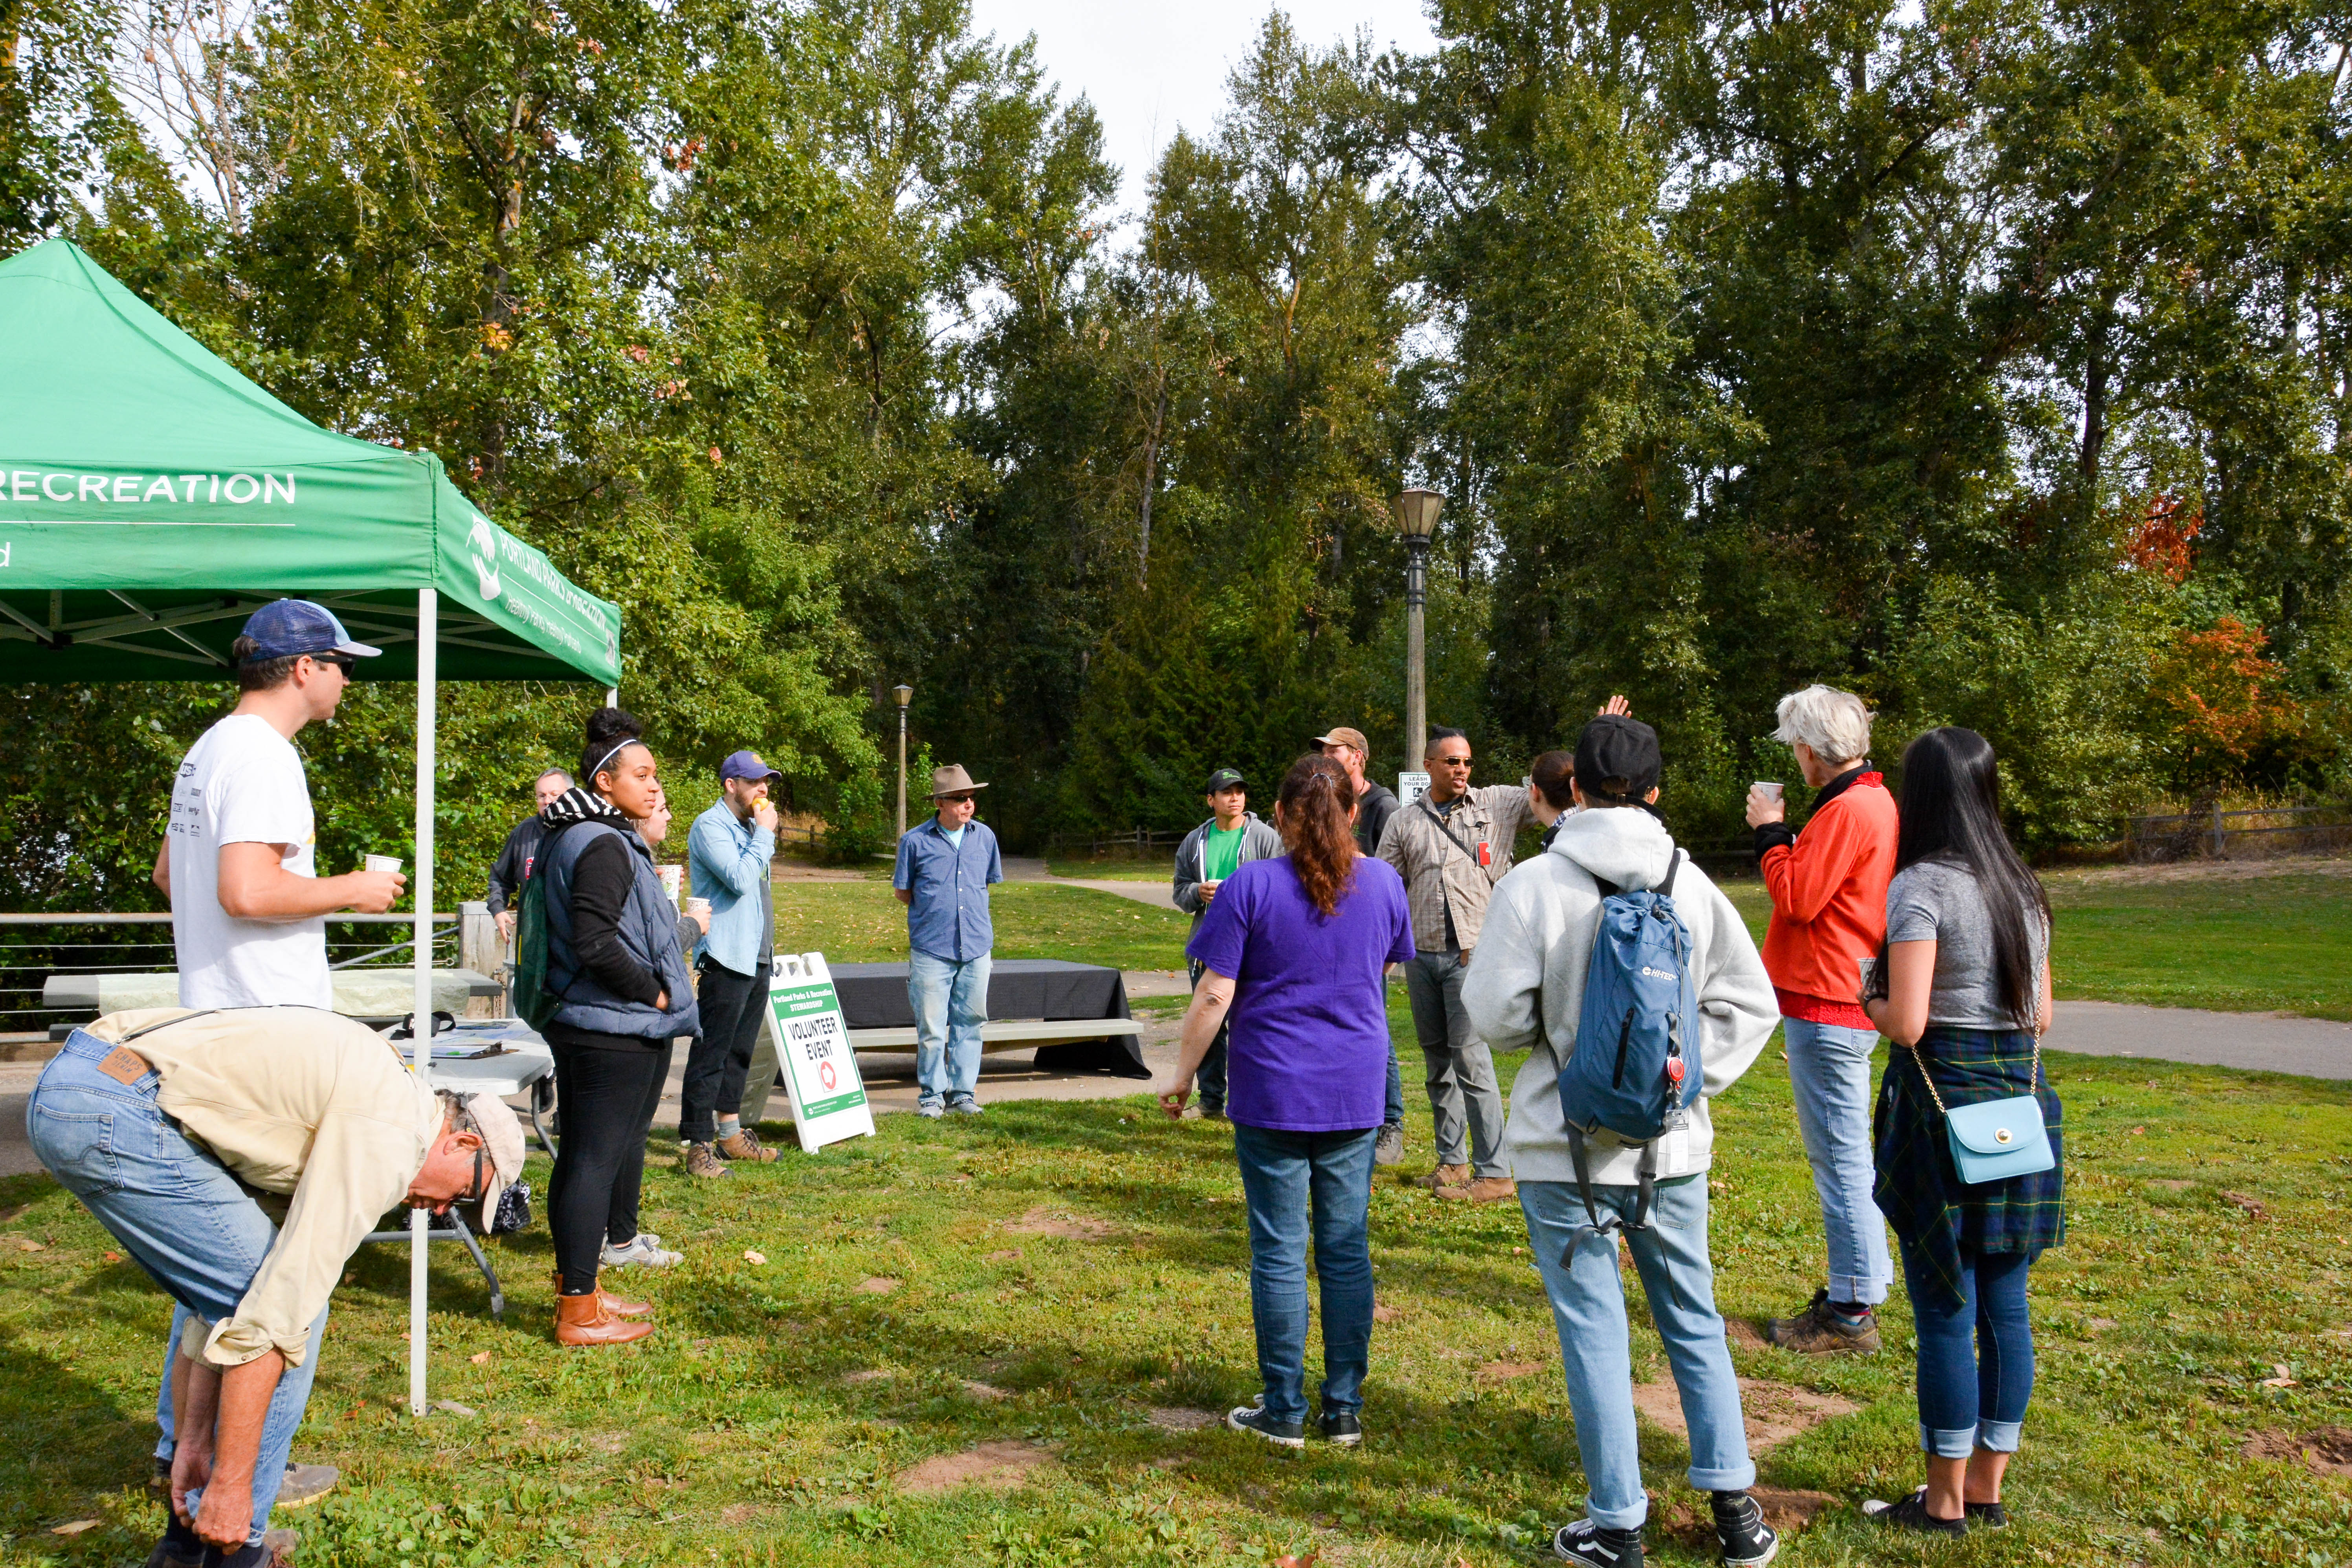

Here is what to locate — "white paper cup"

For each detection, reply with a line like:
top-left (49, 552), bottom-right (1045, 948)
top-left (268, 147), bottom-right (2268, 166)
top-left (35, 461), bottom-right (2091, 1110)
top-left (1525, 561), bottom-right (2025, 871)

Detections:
top-left (686, 897), bottom-right (711, 917)
top-left (363, 854), bottom-right (402, 875)
top-left (657, 864), bottom-right (684, 903)
top-left (1752, 781), bottom-right (1785, 802)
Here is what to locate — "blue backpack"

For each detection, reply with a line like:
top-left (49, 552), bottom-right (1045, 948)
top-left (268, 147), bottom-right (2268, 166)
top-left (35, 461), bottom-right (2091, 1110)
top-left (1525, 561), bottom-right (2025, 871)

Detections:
top-left (1555, 849), bottom-right (1700, 1238)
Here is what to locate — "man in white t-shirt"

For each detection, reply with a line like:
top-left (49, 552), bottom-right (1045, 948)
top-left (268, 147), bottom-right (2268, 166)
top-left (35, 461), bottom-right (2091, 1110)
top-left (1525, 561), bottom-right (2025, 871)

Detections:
top-left (151, 600), bottom-right (407, 1008)
top-left (143, 598), bottom-right (409, 1538)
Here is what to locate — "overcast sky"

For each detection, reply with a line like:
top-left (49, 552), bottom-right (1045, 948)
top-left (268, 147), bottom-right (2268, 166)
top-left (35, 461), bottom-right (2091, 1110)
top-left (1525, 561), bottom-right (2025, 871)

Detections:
top-left (965, 0), bottom-right (1439, 220)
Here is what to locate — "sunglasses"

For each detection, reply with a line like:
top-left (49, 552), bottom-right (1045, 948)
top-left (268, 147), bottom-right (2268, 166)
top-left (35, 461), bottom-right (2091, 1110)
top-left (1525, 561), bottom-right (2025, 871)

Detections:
top-left (312, 654), bottom-right (357, 674)
top-left (1433, 755), bottom-right (1474, 768)
top-left (939, 794), bottom-right (978, 805)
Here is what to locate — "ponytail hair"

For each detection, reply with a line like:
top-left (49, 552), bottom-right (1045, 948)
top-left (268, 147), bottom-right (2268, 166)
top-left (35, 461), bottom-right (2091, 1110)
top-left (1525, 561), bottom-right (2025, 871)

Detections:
top-left (1277, 754), bottom-right (1358, 917)
top-left (580, 707), bottom-right (646, 796)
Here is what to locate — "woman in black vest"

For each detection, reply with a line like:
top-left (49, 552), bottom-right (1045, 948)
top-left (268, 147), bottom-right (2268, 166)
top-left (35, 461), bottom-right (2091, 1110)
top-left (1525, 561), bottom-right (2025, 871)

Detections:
top-left (537, 708), bottom-right (701, 1347)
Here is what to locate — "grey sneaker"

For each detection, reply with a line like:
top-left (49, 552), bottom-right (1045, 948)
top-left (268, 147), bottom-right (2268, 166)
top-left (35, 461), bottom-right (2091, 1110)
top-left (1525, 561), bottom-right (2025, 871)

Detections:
top-left (682, 1141), bottom-right (731, 1179)
top-left (1763, 1289), bottom-right (1881, 1354)
top-left (1374, 1123), bottom-right (1403, 1166)
top-left (947, 1095), bottom-right (983, 1116)
top-left (601, 1231), bottom-right (682, 1269)
top-left (917, 1099), bottom-right (945, 1119)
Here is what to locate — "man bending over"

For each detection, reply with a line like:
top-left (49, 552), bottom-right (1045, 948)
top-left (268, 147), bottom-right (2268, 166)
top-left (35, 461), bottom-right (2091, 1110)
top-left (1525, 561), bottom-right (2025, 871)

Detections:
top-left (26, 1007), bottom-right (522, 1568)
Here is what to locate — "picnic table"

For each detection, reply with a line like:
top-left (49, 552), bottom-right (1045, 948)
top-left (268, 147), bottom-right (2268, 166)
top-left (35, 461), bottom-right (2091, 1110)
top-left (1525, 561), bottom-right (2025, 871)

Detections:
top-left (826, 959), bottom-right (1149, 1078)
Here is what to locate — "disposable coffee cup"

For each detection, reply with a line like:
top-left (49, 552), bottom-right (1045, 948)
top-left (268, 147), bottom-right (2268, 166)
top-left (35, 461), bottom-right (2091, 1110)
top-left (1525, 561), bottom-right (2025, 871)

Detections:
top-left (1752, 781), bottom-right (1785, 802)
top-left (657, 864), bottom-right (684, 903)
top-left (363, 854), bottom-right (402, 875)
top-left (686, 897), bottom-right (712, 917)
top-left (1858, 955), bottom-right (1880, 1000)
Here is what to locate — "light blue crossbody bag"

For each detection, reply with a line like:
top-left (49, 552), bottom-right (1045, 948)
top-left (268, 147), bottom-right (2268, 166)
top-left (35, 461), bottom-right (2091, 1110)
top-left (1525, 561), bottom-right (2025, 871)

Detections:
top-left (1906, 1027), bottom-right (2053, 1185)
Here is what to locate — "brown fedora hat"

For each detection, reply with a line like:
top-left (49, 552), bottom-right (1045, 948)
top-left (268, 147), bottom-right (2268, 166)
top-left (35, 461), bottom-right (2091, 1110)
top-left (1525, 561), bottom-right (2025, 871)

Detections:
top-left (930, 763), bottom-right (989, 798)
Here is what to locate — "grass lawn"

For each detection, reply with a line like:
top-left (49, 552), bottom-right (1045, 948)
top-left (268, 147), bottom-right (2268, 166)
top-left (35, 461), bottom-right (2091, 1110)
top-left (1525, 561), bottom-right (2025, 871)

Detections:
top-left (1046, 860), bottom-right (1176, 883)
top-left (1718, 864), bottom-right (2352, 1020)
top-left (773, 881), bottom-right (1191, 973)
top-left (6, 1046), bottom-right (2348, 1566)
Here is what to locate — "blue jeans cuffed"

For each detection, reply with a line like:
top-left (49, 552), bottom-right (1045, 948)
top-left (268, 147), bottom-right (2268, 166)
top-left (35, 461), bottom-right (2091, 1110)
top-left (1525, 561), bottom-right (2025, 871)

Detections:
top-left (1519, 1177), bottom-right (1754, 1528)
top-left (1231, 1122), bottom-right (1378, 1424)
top-left (1899, 1240), bottom-right (2033, 1457)
top-left (908, 949), bottom-right (990, 1102)
top-left (1781, 1016), bottom-right (1893, 1305)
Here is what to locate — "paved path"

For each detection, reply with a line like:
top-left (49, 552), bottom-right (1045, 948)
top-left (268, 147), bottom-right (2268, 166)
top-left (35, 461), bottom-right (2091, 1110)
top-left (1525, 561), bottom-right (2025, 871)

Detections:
top-left (1001, 855), bottom-right (1179, 911)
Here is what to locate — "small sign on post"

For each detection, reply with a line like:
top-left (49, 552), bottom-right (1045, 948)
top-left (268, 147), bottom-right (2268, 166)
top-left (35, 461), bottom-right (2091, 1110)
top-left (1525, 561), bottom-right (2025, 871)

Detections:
top-left (767, 952), bottom-right (875, 1152)
top-left (1397, 770), bottom-right (1431, 807)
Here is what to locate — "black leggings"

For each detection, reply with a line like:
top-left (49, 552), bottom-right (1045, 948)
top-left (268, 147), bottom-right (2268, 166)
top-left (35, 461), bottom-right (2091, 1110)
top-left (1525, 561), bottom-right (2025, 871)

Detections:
top-left (548, 1036), bottom-right (673, 1294)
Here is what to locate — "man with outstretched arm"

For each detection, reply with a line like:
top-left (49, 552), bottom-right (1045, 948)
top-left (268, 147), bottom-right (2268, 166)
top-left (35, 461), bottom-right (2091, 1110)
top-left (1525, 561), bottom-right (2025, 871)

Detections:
top-left (26, 1007), bottom-right (524, 1568)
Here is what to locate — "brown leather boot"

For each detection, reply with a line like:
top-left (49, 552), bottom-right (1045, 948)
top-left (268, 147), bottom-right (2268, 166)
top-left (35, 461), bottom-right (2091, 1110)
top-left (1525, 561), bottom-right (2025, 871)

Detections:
top-left (552, 1270), bottom-right (653, 1320)
top-left (1419, 1163), bottom-right (1472, 1192)
top-left (555, 1290), bottom-right (654, 1347)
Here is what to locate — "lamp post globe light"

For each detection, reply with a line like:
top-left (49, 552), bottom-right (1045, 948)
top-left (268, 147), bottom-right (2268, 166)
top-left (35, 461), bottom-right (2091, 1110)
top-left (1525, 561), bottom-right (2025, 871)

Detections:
top-left (892, 684), bottom-right (914, 840)
top-left (1391, 488), bottom-right (1444, 776)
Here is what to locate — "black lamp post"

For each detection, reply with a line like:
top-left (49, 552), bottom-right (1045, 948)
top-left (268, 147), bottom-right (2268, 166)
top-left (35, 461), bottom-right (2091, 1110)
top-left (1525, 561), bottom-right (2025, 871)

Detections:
top-left (1391, 488), bottom-right (1444, 775)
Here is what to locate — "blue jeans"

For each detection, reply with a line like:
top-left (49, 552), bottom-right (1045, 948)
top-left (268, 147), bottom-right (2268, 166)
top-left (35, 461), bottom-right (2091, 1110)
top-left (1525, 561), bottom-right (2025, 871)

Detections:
top-left (1384, 1040), bottom-right (1403, 1127)
top-left (908, 948), bottom-right (990, 1104)
top-left (1783, 1017), bottom-right (1893, 1305)
top-left (28, 1031), bottom-right (328, 1547)
top-left (1520, 1178), bottom-right (1755, 1529)
top-left (1900, 1241), bottom-right (2033, 1457)
top-left (1184, 957), bottom-right (1229, 1113)
top-left (1231, 1122), bottom-right (1378, 1424)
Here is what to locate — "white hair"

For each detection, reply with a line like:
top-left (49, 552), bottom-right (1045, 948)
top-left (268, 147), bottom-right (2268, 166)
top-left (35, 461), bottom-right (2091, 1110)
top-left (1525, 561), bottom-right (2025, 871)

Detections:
top-left (1772, 685), bottom-right (1874, 766)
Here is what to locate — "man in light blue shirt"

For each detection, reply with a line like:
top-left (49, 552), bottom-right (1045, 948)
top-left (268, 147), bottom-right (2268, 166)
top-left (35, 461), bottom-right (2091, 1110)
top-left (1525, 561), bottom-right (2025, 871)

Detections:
top-left (679, 749), bottom-right (781, 1176)
top-left (892, 764), bottom-right (1002, 1117)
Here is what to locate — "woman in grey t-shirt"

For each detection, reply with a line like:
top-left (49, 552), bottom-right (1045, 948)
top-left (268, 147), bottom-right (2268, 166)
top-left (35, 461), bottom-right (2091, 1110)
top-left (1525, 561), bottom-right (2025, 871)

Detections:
top-left (1860, 727), bottom-right (2064, 1537)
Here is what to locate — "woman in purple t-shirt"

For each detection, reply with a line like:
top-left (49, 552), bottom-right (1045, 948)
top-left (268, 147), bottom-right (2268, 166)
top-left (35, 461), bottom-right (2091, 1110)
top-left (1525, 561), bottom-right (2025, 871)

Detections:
top-left (1155, 754), bottom-right (1416, 1449)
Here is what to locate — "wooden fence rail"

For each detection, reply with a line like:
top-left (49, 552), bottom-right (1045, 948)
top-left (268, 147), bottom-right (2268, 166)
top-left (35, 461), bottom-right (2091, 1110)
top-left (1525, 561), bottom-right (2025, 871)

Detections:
top-left (2125, 804), bottom-right (2351, 861)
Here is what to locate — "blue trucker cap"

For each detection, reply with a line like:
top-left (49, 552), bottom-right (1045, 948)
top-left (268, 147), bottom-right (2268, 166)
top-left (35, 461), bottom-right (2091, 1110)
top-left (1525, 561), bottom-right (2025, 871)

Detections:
top-left (719, 748), bottom-right (782, 783)
top-left (239, 600), bottom-right (382, 663)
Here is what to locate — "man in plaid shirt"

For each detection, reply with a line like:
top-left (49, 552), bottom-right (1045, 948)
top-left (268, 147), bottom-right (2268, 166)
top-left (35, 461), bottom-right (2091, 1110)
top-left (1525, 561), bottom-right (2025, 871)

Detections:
top-left (1375, 726), bottom-right (1536, 1202)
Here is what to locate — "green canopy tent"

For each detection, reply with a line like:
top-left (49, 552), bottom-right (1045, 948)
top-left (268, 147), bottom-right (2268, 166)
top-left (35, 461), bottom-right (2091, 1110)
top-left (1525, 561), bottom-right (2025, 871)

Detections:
top-left (0, 237), bottom-right (625, 1414)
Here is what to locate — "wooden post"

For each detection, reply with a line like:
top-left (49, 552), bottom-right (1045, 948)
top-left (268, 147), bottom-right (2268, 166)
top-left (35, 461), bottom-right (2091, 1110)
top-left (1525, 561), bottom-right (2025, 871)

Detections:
top-left (2211, 803), bottom-right (2227, 859)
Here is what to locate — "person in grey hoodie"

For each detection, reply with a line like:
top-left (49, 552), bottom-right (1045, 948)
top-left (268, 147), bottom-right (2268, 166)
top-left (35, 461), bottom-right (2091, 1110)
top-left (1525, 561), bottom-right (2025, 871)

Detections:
top-left (1171, 768), bottom-right (1283, 1118)
top-left (1462, 716), bottom-right (1781, 1568)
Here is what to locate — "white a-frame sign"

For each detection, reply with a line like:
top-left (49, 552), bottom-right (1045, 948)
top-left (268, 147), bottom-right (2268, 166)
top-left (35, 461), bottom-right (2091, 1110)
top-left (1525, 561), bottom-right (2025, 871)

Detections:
top-left (768, 953), bottom-right (875, 1152)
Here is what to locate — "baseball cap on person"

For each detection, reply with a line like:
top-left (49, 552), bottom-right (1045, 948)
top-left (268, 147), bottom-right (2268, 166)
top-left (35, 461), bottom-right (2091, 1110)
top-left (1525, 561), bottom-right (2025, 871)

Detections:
top-left (1204, 767), bottom-right (1246, 794)
top-left (238, 599), bottom-right (382, 663)
top-left (1573, 715), bottom-right (1663, 803)
top-left (1313, 726), bottom-right (1369, 754)
top-left (719, 749), bottom-right (782, 783)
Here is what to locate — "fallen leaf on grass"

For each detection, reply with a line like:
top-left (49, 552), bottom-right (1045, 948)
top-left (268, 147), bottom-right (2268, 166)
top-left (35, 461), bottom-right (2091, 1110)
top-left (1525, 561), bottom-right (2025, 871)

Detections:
top-left (743, 1249), bottom-right (767, 1265)
top-left (102, 1251), bottom-right (123, 1262)
top-left (3, 1236), bottom-right (42, 1251)
top-left (50, 1519), bottom-right (101, 1536)
top-left (2261, 1364), bottom-right (2298, 1388)
top-left (469, 1351), bottom-right (491, 1365)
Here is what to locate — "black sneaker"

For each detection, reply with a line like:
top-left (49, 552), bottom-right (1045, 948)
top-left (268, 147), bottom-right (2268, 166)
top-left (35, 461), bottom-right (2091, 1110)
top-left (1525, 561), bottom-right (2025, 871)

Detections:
top-left (1553, 1518), bottom-right (1644, 1566)
top-left (1226, 1402), bottom-right (1305, 1449)
top-left (1862, 1489), bottom-right (1967, 1536)
top-left (1711, 1491), bottom-right (1779, 1566)
top-left (1317, 1409), bottom-right (1362, 1447)
top-left (1966, 1499), bottom-right (2009, 1529)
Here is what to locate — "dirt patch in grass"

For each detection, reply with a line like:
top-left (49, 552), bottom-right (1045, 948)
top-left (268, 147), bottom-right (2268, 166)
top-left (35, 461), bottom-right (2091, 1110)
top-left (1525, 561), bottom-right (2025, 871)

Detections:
top-left (895, 1439), bottom-right (1056, 1495)
top-left (1654, 1485), bottom-right (1841, 1551)
top-left (985, 1248), bottom-right (1023, 1261)
top-left (1724, 1318), bottom-right (1767, 1350)
top-left (718, 1503), bottom-right (758, 1525)
top-left (960, 1381), bottom-right (1009, 1401)
top-left (857, 1276), bottom-right (899, 1294)
top-left (841, 1369), bottom-right (890, 1385)
top-left (1148, 1407), bottom-right (1220, 1432)
top-left (1002, 1205), bottom-right (1116, 1239)
top-left (1372, 1304), bottom-right (1402, 1323)
top-left (1631, 1378), bottom-right (1859, 1454)
top-left (2245, 1427), bottom-right (2352, 1478)
top-left (1475, 1360), bottom-right (1547, 1384)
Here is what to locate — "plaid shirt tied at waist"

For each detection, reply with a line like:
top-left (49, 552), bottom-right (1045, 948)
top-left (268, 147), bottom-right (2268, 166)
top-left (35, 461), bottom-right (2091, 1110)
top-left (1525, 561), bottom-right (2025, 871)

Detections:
top-left (1873, 1023), bottom-right (2066, 1312)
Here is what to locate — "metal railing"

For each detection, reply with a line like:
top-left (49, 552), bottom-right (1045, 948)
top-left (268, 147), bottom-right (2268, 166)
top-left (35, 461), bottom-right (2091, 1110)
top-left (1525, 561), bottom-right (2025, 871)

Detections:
top-left (0, 913), bottom-right (459, 1038)
top-left (2125, 804), bottom-right (2352, 861)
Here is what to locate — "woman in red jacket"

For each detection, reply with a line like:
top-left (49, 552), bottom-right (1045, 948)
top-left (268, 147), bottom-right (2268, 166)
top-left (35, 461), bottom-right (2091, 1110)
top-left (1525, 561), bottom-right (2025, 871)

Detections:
top-left (1747, 684), bottom-right (1898, 1354)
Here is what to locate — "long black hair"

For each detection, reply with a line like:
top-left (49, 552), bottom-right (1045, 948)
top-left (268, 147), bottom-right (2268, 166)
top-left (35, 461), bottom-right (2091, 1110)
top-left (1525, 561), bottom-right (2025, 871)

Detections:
top-left (1887, 727), bottom-right (2049, 1025)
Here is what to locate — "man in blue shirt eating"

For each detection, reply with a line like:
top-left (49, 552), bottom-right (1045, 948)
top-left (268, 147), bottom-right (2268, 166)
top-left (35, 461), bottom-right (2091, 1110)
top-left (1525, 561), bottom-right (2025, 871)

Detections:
top-left (678, 749), bottom-right (782, 1179)
top-left (892, 765), bottom-right (1003, 1118)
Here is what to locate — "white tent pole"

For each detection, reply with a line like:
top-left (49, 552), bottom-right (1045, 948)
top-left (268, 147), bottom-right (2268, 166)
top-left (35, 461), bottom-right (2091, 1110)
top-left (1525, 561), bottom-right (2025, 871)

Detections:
top-left (410, 587), bottom-right (437, 1417)
top-left (605, 686), bottom-right (618, 707)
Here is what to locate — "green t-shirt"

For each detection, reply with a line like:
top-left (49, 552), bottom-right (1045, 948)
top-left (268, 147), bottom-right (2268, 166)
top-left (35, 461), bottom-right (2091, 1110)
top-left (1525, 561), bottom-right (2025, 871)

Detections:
top-left (1202, 822), bottom-right (1248, 883)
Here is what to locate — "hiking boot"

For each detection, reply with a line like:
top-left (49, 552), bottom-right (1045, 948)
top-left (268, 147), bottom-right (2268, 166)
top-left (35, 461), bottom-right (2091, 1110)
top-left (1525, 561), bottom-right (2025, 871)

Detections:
top-left (555, 1290), bottom-right (655, 1348)
top-left (601, 1231), bottom-right (681, 1269)
top-left (1316, 1409), bottom-right (1363, 1447)
top-left (1420, 1163), bottom-right (1472, 1193)
top-left (1862, 1489), bottom-right (1967, 1536)
top-left (1711, 1490), bottom-right (1779, 1566)
top-left (1374, 1123), bottom-right (1403, 1166)
top-left (1438, 1176), bottom-right (1518, 1204)
top-left (273, 1462), bottom-right (340, 1508)
top-left (1553, 1518), bottom-right (1644, 1566)
top-left (1764, 1289), bottom-right (1880, 1354)
top-left (1226, 1402), bottom-right (1305, 1450)
top-left (682, 1141), bottom-right (730, 1179)
top-left (715, 1128), bottom-right (779, 1163)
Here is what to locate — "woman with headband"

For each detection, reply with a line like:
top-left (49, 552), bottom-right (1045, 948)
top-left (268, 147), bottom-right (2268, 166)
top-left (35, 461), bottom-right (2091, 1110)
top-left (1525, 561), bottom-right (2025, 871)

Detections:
top-left (532, 708), bottom-right (703, 1346)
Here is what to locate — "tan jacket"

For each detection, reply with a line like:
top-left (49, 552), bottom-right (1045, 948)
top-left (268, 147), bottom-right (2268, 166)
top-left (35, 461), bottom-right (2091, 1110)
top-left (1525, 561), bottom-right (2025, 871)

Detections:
top-left (86, 1007), bottom-right (442, 1371)
top-left (1374, 783), bottom-right (1537, 955)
